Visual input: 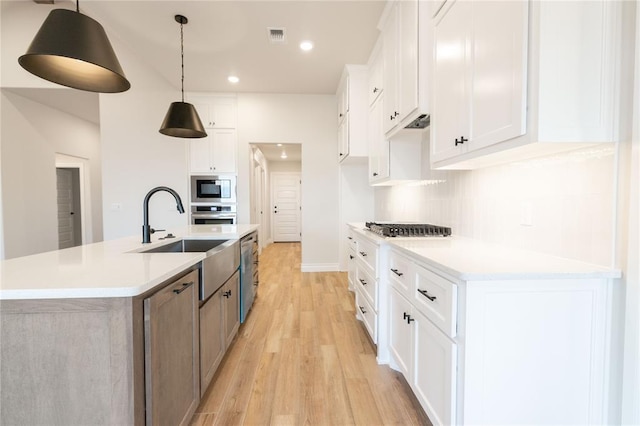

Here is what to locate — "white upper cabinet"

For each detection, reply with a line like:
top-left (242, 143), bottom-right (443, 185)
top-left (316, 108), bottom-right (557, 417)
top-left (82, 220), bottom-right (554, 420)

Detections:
top-left (432, 0), bottom-right (527, 165)
top-left (336, 65), bottom-right (368, 162)
top-left (367, 41), bottom-right (384, 106)
top-left (189, 129), bottom-right (237, 174)
top-left (381, 0), bottom-right (430, 137)
top-left (431, 0), bottom-right (627, 169)
top-left (191, 95), bottom-right (237, 129)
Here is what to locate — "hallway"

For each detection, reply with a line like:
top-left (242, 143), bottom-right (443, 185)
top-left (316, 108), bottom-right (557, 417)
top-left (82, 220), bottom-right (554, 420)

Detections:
top-left (191, 242), bottom-right (430, 425)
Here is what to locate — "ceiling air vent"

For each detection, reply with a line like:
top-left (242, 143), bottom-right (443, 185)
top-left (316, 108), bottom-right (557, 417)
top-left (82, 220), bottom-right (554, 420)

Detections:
top-left (267, 27), bottom-right (287, 44)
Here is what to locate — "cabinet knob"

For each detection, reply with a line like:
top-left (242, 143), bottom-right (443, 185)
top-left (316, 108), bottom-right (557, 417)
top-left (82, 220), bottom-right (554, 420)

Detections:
top-left (339, 153), bottom-right (343, 156)
top-left (223, 290), bottom-right (232, 298)
top-left (359, 251), bottom-right (367, 257)
top-left (373, 87), bottom-right (379, 93)
top-left (349, 255), bottom-right (354, 260)
top-left (455, 136), bottom-right (468, 146)
top-left (372, 172), bottom-right (378, 177)
top-left (359, 278), bottom-right (367, 286)
top-left (173, 281), bottom-right (194, 295)
top-left (359, 306), bottom-right (367, 314)
top-left (339, 113), bottom-right (343, 118)
top-left (390, 115), bottom-right (395, 121)
top-left (394, 111), bottom-right (400, 117)
top-left (407, 316), bottom-right (415, 324)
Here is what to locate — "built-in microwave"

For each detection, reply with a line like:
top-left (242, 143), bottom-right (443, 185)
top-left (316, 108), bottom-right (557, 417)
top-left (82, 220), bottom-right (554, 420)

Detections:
top-left (190, 175), bottom-right (236, 203)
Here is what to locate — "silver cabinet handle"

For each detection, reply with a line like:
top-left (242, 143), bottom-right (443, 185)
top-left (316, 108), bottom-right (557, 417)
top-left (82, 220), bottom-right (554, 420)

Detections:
top-left (359, 278), bottom-right (367, 286)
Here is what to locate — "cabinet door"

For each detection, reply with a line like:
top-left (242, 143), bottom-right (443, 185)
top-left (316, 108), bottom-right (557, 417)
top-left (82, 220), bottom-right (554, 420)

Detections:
top-left (369, 96), bottom-right (390, 183)
top-left (211, 97), bottom-right (237, 128)
top-left (338, 117), bottom-right (349, 161)
top-left (398, 0), bottom-right (419, 121)
top-left (199, 291), bottom-right (224, 397)
top-left (432, 0), bottom-right (471, 162)
top-left (347, 247), bottom-right (356, 291)
top-left (413, 310), bottom-right (457, 426)
top-left (382, 3), bottom-right (399, 134)
top-left (470, 1), bottom-right (527, 151)
top-left (389, 287), bottom-right (413, 377)
top-left (368, 48), bottom-right (383, 106)
top-left (189, 137), bottom-right (213, 174)
top-left (144, 270), bottom-right (199, 426)
top-left (211, 129), bottom-right (237, 173)
top-left (193, 103), bottom-right (215, 128)
top-left (222, 271), bottom-right (240, 348)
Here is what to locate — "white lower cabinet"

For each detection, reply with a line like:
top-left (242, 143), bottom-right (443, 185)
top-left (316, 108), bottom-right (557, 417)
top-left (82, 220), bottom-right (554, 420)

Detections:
top-left (350, 230), bottom-right (382, 344)
top-left (384, 246), bottom-right (614, 425)
top-left (389, 286), bottom-right (413, 377)
top-left (413, 309), bottom-right (456, 426)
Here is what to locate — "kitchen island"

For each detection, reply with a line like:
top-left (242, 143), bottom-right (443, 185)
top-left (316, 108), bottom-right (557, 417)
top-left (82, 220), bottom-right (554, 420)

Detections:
top-left (0, 224), bottom-right (258, 426)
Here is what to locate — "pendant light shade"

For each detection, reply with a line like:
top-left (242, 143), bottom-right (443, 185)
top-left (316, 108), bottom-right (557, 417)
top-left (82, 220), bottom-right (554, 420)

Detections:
top-left (159, 15), bottom-right (207, 139)
top-left (18, 8), bottom-right (130, 93)
top-left (159, 102), bottom-right (207, 138)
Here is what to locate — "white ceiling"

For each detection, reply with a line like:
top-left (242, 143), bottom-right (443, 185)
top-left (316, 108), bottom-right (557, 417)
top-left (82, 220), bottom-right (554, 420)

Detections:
top-left (80, 0), bottom-right (386, 94)
top-left (253, 143), bottom-right (301, 162)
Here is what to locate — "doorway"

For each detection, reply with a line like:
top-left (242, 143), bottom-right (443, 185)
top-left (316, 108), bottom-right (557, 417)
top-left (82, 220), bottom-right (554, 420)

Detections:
top-left (271, 172), bottom-right (301, 242)
top-left (249, 143), bottom-right (302, 247)
top-left (56, 168), bottom-right (82, 249)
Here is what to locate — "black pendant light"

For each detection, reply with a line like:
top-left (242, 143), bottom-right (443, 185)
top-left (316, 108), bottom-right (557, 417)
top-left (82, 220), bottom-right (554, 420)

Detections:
top-left (159, 15), bottom-right (207, 139)
top-left (18, 0), bottom-right (130, 93)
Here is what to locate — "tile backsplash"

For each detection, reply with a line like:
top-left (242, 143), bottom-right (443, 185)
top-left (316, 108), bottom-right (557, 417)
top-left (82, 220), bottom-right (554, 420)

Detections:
top-left (375, 145), bottom-right (617, 266)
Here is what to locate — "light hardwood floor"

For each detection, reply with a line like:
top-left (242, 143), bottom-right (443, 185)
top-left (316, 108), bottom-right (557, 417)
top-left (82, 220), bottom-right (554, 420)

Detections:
top-left (191, 242), bottom-right (430, 426)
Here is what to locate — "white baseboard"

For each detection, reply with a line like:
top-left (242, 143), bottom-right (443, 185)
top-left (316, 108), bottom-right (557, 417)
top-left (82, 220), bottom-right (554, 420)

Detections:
top-left (300, 263), bottom-right (340, 272)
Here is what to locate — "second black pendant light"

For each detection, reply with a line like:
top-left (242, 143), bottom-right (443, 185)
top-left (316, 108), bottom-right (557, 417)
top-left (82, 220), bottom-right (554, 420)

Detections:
top-left (159, 15), bottom-right (207, 139)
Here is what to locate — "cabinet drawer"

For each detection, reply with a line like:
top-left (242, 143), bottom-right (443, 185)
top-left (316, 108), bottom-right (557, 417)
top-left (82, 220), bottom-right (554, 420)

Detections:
top-left (356, 237), bottom-right (378, 277)
top-left (347, 230), bottom-right (358, 251)
top-left (413, 264), bottom-right (457, 337)
top-left (356, 263), bottom-right (377, 310)
top-left (355, 287), bottom-right (377, 343)
top-left (388, 250), bottom-right (413, 297)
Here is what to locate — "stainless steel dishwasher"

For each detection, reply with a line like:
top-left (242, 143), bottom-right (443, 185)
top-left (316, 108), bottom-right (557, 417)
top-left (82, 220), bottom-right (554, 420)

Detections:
top-left (239, 231), bottom-right (258, 323)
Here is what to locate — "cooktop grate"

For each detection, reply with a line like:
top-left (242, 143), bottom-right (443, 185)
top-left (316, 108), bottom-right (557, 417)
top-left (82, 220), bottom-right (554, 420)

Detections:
top-left (365, 222), bottom-right (452, 238)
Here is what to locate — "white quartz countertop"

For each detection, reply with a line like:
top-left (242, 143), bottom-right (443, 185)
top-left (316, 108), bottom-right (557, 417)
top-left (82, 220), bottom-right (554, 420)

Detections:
top-left (0, 224), bottom-right (259, 300)
top-left (347, 223), bottom-right (621, 281)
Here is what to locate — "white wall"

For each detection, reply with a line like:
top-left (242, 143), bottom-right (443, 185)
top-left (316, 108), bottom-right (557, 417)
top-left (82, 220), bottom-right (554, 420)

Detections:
top-left (269, 161), bottom-right (301, 173)
top-left (236, 94), bottom-right (338, 270)
top-left (620, 3), bottom-right (640, 422)
top-left (339, 160), bottom-right (374, 270)
top-left (375, 144), bottom-right (617, 266)
top-left (99, 23), bottom-right (189, 240)
top-left (0, 90), bottom-right (102, 259)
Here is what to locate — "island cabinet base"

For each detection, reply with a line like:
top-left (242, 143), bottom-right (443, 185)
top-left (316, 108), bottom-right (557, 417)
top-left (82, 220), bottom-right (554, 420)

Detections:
top-left (0, 297), bottom-right (144, 425)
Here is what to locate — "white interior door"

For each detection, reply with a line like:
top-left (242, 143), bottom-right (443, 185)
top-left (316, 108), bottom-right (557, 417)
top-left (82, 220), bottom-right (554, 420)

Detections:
top-left (271, 172), bottom-right (301, 242)
top-left (56, 168), bottom-right (76, 249)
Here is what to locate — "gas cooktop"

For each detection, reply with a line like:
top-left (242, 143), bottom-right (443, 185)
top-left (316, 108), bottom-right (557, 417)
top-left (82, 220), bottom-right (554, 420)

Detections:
top-left (365, 222), bottom-right (452, 238)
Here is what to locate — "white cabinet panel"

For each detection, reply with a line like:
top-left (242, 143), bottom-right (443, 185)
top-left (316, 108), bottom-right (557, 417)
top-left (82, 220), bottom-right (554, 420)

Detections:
top-left (389, 286), bottom-right (413, 377)
top-left (413, 310), bottom-right (456, 426)
top-left (188, 129), bottom-right (237, 175)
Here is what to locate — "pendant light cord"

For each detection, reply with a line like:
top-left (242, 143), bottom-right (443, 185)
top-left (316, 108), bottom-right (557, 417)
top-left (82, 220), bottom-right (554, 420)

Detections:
top-left (180, 20), bottom-right (185, 103)
top-left (76, 0), bottom-right (80, 13)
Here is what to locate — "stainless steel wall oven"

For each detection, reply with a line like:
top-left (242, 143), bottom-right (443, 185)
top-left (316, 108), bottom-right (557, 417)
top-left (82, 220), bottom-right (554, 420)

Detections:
top-left (190, 205), bottom-right (236, 225)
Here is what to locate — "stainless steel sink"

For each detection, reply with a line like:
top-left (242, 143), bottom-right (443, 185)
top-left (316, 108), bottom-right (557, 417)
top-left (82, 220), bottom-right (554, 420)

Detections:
top-left (140, 239), bottom-right (227, 253)
top-left (140, 239), bottom-right (240, 301)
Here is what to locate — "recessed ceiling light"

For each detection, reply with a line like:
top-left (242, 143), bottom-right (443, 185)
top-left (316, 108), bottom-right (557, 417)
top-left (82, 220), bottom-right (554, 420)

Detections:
top-left (277, 143), bottom-right (283, 147)
top-left (280, 151), bottom-right (288, 159)
top-left (228, 75), bottom-right (239, 83)
top-left (300, 41), bottom-right (313, 51)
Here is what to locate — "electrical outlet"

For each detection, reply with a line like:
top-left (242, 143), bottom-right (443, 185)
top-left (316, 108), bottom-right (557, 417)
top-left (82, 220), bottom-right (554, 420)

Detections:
top-left (520, 201), bottom-right (533, 226)
top-left (110, 203), bottom-right (122, 211)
